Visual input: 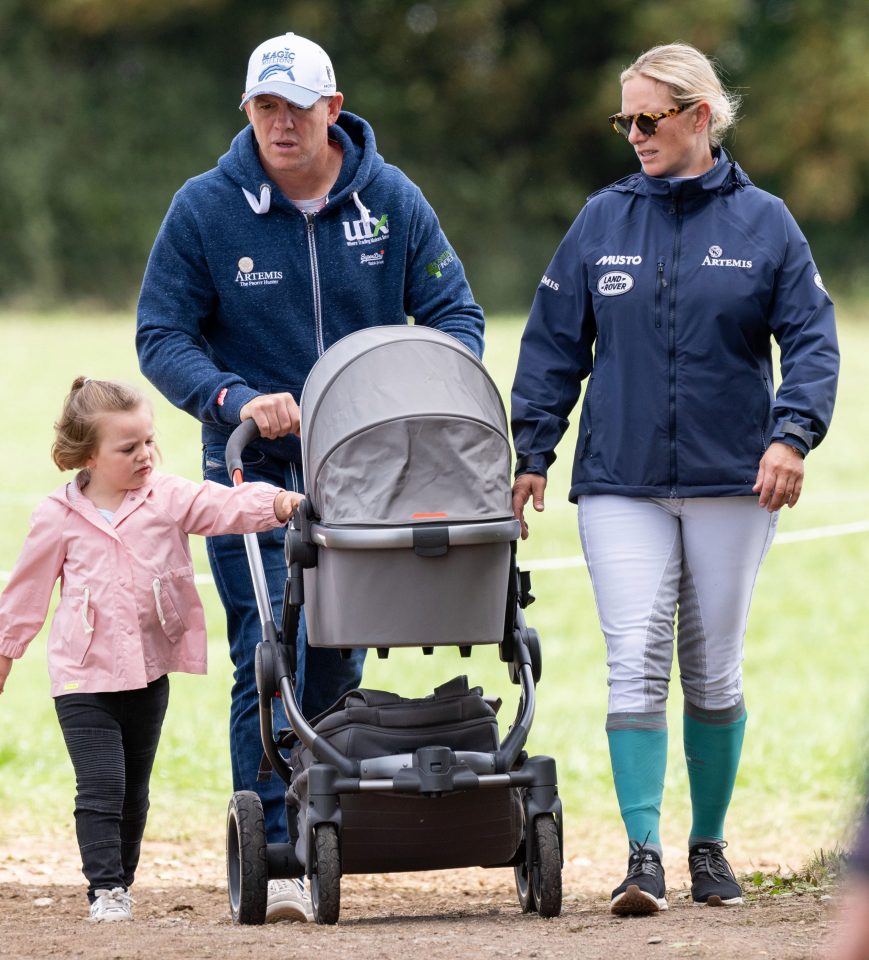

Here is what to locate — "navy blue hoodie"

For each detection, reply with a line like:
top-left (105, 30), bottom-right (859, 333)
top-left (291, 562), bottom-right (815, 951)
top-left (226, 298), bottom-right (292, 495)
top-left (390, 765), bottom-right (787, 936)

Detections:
top-left (511, 151), bottom-right (839, 500)
top-left (137, 112), bottom-right (484, 462)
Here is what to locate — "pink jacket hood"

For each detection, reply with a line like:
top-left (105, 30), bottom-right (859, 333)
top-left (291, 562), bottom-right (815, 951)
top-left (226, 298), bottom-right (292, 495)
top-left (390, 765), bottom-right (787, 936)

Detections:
top-left (0, 472), bottom-right (283, 696)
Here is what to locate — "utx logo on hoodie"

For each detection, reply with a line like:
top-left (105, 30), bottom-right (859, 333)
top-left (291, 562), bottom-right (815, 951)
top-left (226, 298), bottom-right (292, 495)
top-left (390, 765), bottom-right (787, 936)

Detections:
top-left (343, 213), bottom-right (389, 246)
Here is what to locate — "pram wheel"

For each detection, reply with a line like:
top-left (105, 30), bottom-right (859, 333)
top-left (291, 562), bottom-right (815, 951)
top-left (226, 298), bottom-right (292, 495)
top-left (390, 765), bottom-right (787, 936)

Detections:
top-left (514, 814), bottom-right (562, 919)
top-left (226, 791), bottom-right (268, 924)
top-left (311, 824), bottom-right (341, 925)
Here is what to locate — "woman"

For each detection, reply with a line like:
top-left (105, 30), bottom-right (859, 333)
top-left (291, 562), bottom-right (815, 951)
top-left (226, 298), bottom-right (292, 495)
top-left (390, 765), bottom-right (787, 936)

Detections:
top-left (511, 43), bottom-right (838, 916)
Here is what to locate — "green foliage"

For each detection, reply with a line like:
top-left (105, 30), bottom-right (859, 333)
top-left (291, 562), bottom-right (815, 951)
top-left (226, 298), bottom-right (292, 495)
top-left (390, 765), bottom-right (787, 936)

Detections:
top-left (0, 307), bottom-right (868, 862)
top-left (0, 1), bottom-right (866, 312)
top-left (744, 846), bottom-right (846, 898)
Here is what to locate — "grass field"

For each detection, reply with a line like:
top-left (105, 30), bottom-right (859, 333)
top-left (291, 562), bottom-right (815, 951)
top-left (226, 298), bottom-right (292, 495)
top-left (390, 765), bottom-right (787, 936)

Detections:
top-left (1, 306), bottom-right (868, 870)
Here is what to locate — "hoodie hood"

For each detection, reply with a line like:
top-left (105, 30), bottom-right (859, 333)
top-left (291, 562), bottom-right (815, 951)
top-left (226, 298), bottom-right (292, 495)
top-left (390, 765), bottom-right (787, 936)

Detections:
top-left (217, 110), bottom-right (385, 216)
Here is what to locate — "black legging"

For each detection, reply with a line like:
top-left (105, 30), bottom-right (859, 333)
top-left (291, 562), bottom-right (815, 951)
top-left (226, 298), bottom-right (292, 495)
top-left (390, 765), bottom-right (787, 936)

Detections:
top-left (54, 675), bottom-right (169, 900)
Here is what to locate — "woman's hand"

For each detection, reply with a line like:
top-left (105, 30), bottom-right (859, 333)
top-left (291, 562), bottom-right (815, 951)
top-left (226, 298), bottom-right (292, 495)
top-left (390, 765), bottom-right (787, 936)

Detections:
top-left (512, 473), bottom-right (547, 539)
top-left (0, 655), bottom-right (12, 694)
top-left (753, 442), bottom-right (805, 512)
top-left (274, 491), bottom-right (304, 523)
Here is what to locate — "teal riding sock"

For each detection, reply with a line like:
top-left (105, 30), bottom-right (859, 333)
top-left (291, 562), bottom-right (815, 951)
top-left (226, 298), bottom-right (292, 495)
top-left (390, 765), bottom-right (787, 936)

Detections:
top-left (607, 726), bottom-right (668, 852)
top-left (683, 707), bottom-right (747, 844)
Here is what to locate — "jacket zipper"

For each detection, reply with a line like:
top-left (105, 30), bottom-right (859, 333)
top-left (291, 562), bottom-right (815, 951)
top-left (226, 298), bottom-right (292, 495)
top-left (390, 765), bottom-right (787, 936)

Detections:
top-left (667, 200), bottom-right (683, 496)
top-left (305, 214), bottom-right (325, 357)
top-left (655, 260), bottom-right (666, 328)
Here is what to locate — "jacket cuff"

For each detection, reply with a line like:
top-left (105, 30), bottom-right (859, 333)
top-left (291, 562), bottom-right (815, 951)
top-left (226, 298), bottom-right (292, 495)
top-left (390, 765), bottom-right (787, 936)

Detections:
top-left (216, 385), bottom-right (260, 425)
top-left (514, 454), bottom-right (549, 479)
top-left (770, 421), bottom-right (812, 457)
top-left (0, 638), bottom-right (25, 659)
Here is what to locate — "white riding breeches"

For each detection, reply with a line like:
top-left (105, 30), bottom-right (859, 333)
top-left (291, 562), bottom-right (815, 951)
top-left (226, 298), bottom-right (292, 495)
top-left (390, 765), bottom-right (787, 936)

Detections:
top-left (578, 495), bottom-right (778, 721)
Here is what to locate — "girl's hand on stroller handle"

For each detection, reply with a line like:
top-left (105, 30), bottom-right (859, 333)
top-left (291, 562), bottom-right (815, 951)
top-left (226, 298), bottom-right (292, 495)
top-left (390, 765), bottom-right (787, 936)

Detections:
top-left (239, 392), bottom-right (301, 440)
top-left (512, 473), bottom-right (546, 540)
top-left (0, 654), bottom-right (12, 694)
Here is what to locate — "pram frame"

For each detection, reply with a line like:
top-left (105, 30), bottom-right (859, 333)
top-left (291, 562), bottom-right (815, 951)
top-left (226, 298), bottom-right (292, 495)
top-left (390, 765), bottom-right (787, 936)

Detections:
top-left (224, 411), bottom-right (562, 924)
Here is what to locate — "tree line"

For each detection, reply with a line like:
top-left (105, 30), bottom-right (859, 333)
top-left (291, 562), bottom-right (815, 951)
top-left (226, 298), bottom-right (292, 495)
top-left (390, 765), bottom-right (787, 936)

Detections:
top-left (1, 0), bottom-right (866, 313)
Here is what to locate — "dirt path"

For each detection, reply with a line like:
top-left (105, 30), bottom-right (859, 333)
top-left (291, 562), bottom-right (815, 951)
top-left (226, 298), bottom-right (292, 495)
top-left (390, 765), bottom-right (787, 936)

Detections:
top-left (0, 836), bottom-right (840, 959)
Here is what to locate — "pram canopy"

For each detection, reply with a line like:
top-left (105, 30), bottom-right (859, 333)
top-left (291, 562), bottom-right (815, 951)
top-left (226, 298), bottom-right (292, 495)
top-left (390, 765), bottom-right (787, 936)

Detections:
top-left (300, 325), bottom-right (513, 526)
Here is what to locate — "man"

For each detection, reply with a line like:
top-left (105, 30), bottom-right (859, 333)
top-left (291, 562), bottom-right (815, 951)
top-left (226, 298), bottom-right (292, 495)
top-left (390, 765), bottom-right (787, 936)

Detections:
top-left (136, 32), bottom-right (484, 922)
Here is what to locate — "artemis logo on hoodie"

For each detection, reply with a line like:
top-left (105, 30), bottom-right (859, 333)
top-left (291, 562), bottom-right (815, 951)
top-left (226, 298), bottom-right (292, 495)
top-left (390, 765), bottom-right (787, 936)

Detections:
top-left (235, 257), bottom-right (283, 287)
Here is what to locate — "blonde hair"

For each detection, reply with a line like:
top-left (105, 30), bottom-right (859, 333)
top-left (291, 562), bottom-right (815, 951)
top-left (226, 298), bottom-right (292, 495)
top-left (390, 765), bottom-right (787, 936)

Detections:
top-left (620, 43), bottom-right (740, 147)
top-left (52, 377), bottom-right (149, 471)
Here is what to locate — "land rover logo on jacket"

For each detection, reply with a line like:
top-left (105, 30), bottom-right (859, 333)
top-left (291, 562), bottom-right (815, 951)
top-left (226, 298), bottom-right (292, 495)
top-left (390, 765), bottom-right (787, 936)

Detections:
top-left (597, 271), bottom-right (634, 296)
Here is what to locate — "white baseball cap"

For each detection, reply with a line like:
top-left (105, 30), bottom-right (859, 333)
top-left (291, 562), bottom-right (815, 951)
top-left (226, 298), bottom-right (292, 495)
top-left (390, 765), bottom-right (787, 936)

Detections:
top-left (240, 33), bottom-right (336, 111)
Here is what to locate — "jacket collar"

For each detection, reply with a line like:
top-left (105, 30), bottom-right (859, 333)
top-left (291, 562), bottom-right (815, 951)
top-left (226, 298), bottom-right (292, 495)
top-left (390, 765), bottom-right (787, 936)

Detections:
top-left (54, 473), bottom-right (156, 536)
top-left (605, 147), bottom-right (753, 201)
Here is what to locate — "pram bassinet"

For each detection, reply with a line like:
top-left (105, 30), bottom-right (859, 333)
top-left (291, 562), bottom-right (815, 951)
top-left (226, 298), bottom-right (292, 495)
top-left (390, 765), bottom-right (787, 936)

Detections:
top-left (224, 325), bottom-right (562, 925)
top-left (300, 325), bottom-right (518, 650)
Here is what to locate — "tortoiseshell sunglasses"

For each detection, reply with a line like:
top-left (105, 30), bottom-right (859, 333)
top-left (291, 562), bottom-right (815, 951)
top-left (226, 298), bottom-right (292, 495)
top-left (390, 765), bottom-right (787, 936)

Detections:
top-left (608, 106), bottom-right (684, 138)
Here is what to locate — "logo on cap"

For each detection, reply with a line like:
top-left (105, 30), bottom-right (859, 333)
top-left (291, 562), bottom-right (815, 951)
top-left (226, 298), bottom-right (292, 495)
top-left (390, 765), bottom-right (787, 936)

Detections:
top-left (259, 49), bottom-right (296, 82)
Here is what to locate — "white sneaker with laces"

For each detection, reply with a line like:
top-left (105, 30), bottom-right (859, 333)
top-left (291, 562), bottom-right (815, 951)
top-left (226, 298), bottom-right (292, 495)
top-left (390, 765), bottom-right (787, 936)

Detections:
top-left (266, 878), bottom-right (312, 923)
top-left (89, 887), bottom-right (134, 922)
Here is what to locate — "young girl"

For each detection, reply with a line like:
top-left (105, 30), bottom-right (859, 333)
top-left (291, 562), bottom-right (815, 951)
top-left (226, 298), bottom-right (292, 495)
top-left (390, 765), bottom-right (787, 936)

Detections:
top-left (0, 377), bottom-right (302, 922)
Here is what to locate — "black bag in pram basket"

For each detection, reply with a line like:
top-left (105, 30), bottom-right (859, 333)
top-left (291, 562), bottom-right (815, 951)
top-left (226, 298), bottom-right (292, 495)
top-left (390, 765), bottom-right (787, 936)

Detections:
top-left (286, 676), bottom-right (524, 873)
top-left (223, 326), bottom-right (563, 925)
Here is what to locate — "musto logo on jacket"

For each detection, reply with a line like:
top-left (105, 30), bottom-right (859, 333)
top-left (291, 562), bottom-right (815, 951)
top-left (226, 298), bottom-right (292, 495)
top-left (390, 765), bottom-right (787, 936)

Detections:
top-left (595, 255), bottom-right (641, 297)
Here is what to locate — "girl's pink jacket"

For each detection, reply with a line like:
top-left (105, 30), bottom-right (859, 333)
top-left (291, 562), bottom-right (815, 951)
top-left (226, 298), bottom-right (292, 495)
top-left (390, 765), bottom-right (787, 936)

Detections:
top-left (0, 472), bottom-right (285, 696)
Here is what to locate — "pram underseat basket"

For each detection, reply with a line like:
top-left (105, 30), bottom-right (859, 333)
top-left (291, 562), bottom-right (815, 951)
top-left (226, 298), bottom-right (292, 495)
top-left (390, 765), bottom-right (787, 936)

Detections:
top-left (286, 677), bottom-right (523, 873)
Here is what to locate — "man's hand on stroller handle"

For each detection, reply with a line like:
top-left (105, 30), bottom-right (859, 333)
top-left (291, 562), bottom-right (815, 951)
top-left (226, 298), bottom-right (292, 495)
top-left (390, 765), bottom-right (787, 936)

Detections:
top-left (512, 473), bottom-right (546, 540)
top-left (240, 392), bottom-right (301, 439)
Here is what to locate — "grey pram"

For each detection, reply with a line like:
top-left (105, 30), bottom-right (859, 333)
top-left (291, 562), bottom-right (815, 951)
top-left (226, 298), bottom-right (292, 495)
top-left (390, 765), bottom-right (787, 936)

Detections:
top-left (224, 326), bottom-right (562, 924)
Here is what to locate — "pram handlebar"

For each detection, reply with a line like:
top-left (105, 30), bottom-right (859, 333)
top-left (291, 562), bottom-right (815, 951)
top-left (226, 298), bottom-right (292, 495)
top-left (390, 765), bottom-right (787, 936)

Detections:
top-left (225, 420), bottom-right (276, 631)
top-left (310, 519), bottom-right (520, 550)
top-left (225, 419), bottom-right (262, 481)
top-left (224, 421), bottom-right (357, 776)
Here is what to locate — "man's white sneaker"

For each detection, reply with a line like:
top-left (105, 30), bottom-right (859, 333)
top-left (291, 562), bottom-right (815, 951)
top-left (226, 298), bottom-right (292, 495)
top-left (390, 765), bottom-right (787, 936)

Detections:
top-left (89, 887), bottom-right (134, 922)
top-left (266, 878), bottom-right (312, 923)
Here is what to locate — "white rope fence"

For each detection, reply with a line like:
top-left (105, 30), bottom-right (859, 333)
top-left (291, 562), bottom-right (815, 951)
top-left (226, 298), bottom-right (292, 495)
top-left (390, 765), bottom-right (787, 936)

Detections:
top-left (2, 518), bottom-right (869, 585)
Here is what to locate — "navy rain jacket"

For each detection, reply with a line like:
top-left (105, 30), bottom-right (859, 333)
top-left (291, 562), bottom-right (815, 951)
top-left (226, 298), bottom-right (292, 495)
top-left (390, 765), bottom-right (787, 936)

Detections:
top-left (137, 112), bottom-right (484, 463)
top-left (511, 151), bottom-right (839, 500)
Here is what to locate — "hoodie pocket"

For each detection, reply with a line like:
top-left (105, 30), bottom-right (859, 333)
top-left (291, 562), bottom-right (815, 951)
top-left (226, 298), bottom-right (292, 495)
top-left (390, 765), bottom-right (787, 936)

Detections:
top-left (152, 574), bottom-right (188, 644)
top-left (66, 586), bottom-right (96, 665)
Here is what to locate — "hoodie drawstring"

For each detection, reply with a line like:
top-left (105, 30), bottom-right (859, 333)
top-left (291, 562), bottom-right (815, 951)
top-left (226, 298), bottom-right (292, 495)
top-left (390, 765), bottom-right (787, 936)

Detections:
top-left (243, 184), bottom-right (372, 224)
top-left (243, 183), bottom-right (271, 215)
top-left (81, 587), bottom-right (94, 634)
top-left (152, 578), bottom-right (166, 626)
top-left (352, 190), bottom-right (378, 228)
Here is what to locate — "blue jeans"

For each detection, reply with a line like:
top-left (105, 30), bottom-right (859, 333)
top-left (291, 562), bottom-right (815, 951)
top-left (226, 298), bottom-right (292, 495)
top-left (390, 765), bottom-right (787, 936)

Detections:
top-left (203, 441), bottom-right (365, 842)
